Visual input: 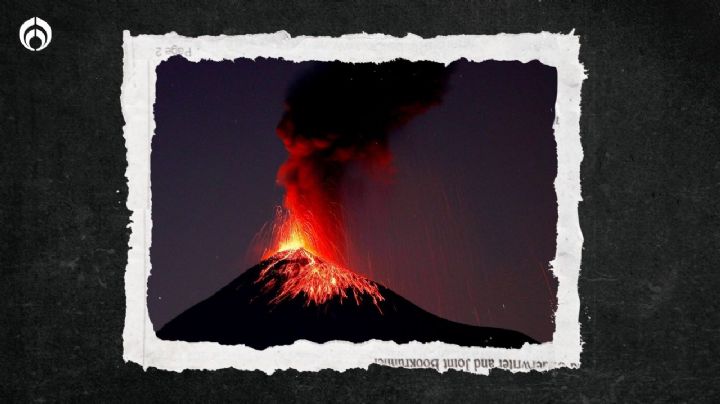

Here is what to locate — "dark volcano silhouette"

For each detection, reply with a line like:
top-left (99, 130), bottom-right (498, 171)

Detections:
top-left (157, 250), bottom-right (537, 349)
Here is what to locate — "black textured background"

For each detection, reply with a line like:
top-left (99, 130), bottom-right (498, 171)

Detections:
top-left (2, 1), bottom-right (719, 402)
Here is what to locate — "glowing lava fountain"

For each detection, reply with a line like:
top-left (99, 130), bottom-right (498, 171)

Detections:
top-left (252, 208), bottom-right (382, 309)
top-left (256, 247), bottom-right (384, 309)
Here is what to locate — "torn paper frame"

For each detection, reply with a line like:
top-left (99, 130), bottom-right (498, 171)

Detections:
top-left (122, 31), bottom-right (585, 374)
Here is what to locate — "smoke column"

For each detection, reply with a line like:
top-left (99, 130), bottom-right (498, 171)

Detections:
top-left (268, 60), bottom-right (451, 266)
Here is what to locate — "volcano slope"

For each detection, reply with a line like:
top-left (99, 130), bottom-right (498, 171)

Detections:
top-left (156, 249), bottom-right (537, 349)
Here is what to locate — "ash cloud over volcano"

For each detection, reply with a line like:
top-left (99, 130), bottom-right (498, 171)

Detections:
top-left (272, 60), bottom-right (451, 265)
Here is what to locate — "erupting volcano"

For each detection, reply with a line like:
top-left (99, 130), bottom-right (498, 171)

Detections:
top-left (252, 208), bottom-right (386, 310)
top-left (156, 60), bottom-right (538, 349)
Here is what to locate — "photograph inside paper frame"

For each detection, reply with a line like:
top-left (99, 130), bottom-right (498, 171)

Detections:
top-left (122, 32), bottom-right (585, 374)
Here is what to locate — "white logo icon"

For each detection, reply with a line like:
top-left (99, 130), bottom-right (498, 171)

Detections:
top-left (19, 17), bottom-right (52, 51)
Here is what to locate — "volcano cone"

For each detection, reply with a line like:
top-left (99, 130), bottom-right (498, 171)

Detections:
top-left (157, 249), bottom-right (537, 349)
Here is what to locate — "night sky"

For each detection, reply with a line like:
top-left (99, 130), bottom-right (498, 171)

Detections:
top-left (149, 57), bottom-right (558, 342)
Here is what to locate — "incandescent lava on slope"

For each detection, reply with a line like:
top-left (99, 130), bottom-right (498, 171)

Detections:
top-left (256, 248), bottom-right (384, 309)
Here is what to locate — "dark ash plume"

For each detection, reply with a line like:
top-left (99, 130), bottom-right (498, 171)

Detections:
top-left (274, 60), bottom-right (452, 264)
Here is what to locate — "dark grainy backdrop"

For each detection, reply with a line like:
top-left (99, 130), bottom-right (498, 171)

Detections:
top-left (1, 0), bottom-right (718, 402)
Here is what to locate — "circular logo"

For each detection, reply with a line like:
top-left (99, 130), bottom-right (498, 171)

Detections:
top-left (19, 17), bottom-right (52, 51)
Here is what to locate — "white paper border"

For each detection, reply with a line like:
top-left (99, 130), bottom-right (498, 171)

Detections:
top-left (122, 31), bottom-right (585, 374)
